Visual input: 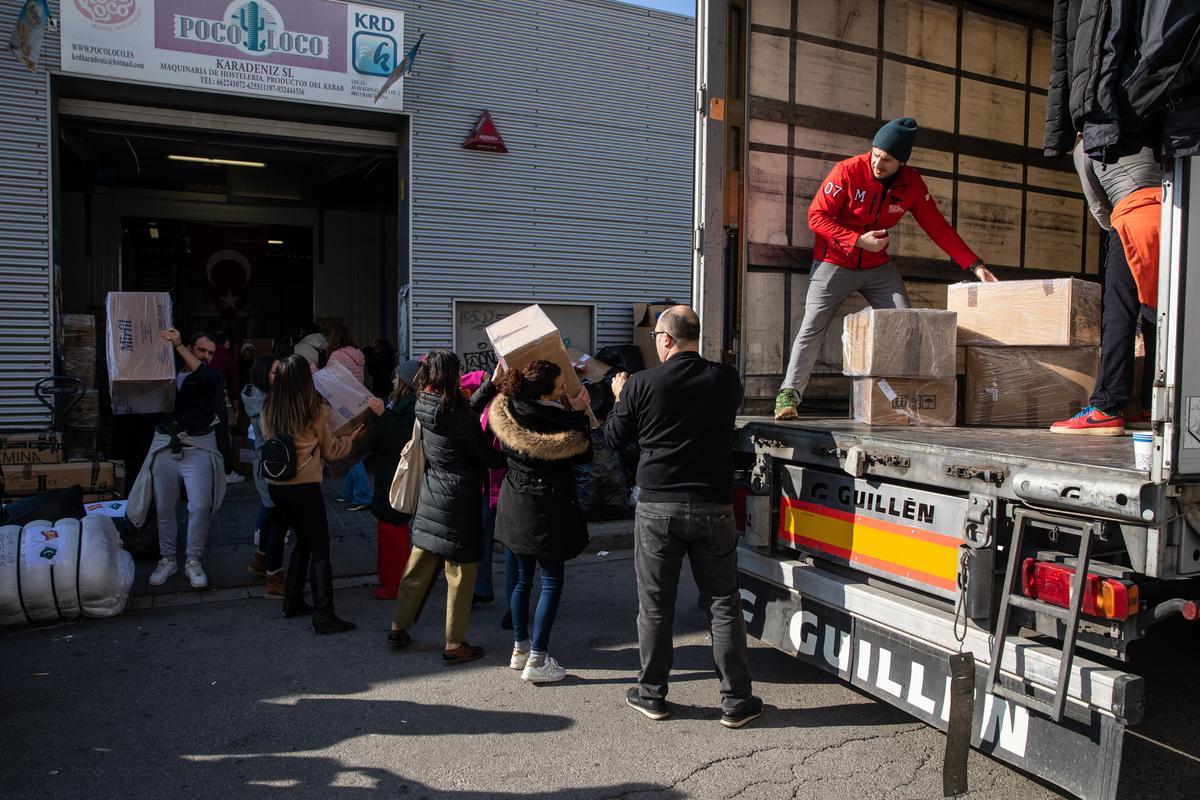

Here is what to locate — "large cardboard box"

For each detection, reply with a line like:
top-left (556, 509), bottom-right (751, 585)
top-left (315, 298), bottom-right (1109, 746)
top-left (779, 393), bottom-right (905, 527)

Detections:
top-left (566, 347), bottom-right (612, 384)
top-left (947, 279), bottom-right (1101, 346)
top-left (964, 346), bottom-right (1099, 427)
top-left (488, 305), bottom-right (598, 426)
top-left (632, 302), bottom-right (676, 370)
top-left (0, 432), bottom-right (65, 466)
top-left (312, 361), bottom-right (373, 436)
top-left (4, 461), bottom-right (121, 497)
top-left (105, 292), bottom-right (176, 414)
top-left (842, 309), bottom-right (957, 378)
top-left (852, 378), bottom-right (957, 427)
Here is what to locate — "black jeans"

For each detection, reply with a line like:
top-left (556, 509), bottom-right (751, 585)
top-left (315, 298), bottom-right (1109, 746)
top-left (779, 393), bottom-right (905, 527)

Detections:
top-left (1091, 229), bottom-right (1157, 414)
top-left (267, 482), bottom-right (332, 584)
top-left (633, 501), bottom-right (753, 714)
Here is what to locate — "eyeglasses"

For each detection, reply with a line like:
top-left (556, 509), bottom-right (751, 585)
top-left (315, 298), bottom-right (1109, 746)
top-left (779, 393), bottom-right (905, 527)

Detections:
top-left (652, 330), bottom-right (672, 340)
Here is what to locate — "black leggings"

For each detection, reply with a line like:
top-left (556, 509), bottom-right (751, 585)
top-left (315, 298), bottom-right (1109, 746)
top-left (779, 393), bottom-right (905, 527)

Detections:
top-left (268, 482), bottom-right (331, 565)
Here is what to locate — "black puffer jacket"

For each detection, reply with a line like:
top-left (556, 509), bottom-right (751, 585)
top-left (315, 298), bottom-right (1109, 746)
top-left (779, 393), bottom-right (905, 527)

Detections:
top-left (1044, 0), bottom-right (1084, 157)
top-left (371, 393), bottom-right (416, 526)
top-left (489, 394), bottom-right (592, 562)
top-left (410, 388), bottom-right (505, 563)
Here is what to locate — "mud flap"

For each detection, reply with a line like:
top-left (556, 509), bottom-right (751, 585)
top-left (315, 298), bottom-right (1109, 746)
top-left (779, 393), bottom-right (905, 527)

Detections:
top-left (943, 652), bottom-right (975, 796)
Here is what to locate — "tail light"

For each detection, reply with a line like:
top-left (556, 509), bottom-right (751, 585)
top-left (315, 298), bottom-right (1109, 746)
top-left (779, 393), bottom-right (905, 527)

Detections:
top-left (1021, 558), bottom-right (1140, 621)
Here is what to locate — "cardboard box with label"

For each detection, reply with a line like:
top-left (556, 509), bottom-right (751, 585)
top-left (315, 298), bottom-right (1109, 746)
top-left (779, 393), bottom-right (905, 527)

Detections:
top-left (566, 348), bottom-right (612, 384)
top-left (5, 461), bottom-right (121, 498)
top-left (947, 278), bottom-right (1101, 346)
top-left (633, 302), bottom-right (676, 370)
top-left (852, 378), bottom-right (957, 427)
top-left (105, 292), bottom-right (176, 414)
top-left (842, 308), bottom-right (958, 379)
top-left (487, 305), bottom-right (598, 426)
top-left (964, 346), bottom-right (1099, 427)
top-left (0, 432), bottom-right (64, 466)
top-left (312, 361), bottom-right (373, 436)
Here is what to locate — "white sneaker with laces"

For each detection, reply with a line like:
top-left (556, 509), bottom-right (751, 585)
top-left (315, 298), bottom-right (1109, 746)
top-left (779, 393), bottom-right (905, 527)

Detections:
top-left (521, 656), bottom-right (566, 683)
top-left (510, 646), bottom-right (530, 671)
top-left (225, 472), bottom-right (246, 484)
top-left (184, 559), bottom-right (208, 589)
top-left (149, 558), bottom-right (177, 586)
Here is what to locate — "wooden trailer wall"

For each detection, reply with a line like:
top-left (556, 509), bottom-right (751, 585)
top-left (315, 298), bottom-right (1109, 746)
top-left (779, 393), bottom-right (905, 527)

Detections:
top-left (738, 0), bottom-right (1103, 407)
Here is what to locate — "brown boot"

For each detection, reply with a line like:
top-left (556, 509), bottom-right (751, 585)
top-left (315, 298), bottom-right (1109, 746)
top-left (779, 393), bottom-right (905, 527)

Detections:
top-left (265, 569), bottom-right (285, 599)
top-left (248, 551), bottom-right (268, 577)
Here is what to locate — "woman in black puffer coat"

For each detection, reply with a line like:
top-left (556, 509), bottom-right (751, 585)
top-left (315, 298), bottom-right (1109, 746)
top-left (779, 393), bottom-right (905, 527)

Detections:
top-left (486, 359), bottom-right (593, 683)
top-left (388, 351), bottom-right (505, 665)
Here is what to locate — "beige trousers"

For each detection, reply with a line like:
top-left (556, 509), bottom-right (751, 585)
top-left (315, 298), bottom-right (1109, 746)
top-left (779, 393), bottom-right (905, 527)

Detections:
top-left (391, 546), bottom-right (478, 644)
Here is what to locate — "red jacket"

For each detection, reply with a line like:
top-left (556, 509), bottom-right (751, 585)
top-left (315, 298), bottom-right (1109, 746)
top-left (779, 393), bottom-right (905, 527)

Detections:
top-left (808, 153), bottom-right (981, 271)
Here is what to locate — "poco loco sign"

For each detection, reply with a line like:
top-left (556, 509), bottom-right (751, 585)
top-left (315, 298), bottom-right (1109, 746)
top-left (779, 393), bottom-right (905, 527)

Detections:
top-left (62, 0), bottom-right (406, 111)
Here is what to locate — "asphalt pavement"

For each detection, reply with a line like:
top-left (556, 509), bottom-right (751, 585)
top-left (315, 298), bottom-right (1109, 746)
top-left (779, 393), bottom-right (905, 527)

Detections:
top-left (2, 550), bottom-right (1197, 799)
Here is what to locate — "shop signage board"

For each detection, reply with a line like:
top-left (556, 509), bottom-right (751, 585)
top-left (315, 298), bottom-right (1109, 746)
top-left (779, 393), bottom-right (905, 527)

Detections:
top-left (61, 0), bottom-right (406, 111)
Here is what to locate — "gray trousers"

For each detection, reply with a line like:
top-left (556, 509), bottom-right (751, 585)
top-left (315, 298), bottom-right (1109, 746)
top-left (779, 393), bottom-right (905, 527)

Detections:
top-left (781, 260), bottom-right (911, 397)
top-left (634, 501), bottom-right (753, 714)
top-left (153, 445), bottom-right (215, 560)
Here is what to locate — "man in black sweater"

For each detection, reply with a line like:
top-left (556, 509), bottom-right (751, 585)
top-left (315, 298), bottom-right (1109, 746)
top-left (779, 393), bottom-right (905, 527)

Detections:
top-left (605, 306), bottom-right (762, 729)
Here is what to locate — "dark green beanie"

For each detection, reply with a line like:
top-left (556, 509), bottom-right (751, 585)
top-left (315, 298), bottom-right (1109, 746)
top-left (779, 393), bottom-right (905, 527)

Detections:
top-left (873, 117), bottom-right (919, 162)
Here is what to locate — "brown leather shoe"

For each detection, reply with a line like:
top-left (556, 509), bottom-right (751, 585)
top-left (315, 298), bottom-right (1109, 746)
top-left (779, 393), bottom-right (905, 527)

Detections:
top-left (248, 551), bottom-right (268, 576)
top-left (387, 629), bottom-right (411, 648)
top-left (442, 642), bottom-right (485, 665)
top-left (265, 570), bottom-right (285, 599)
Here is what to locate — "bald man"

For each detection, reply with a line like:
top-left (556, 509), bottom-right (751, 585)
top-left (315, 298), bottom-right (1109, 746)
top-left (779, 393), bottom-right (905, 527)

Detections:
top-left (605, 306), bottom-right (763, 728)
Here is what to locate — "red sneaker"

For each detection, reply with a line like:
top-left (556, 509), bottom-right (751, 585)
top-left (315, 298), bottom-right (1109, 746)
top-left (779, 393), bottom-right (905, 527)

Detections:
top-left (1050, 406), bottom-right (1125, 436)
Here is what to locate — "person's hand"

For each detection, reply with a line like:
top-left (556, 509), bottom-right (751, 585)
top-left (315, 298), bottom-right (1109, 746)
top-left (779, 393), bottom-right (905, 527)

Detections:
top-left (367, 396), bottom-right (386, 416)
top-left (567, 388), bottom-right (590, 411)
top-left (349, 424), bottom-right (367, 440)
top-left (973, 264), bottom-right (999, 283)
top-left (856, 230), bottom-right (890, 253)
top-left (162, 328), bottom-right (182, 347)
top-left (492, 363), bottom-right (507, 384)
top-left (612, 372), bottom-right (630, 402)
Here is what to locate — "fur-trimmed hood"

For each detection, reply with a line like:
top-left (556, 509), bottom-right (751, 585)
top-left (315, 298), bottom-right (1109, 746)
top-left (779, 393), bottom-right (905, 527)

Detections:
top-left (489, 394), bottom-right (589, 461)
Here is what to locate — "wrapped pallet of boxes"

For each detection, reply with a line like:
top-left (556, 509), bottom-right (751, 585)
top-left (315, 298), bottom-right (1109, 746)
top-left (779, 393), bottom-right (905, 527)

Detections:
top-left (105, 292), bottom-right (176, 414)
top-left (62, 314), bottom-right (97, 390)
top-left (964, 348), bottom-right (1099, 427)
top-left (488, 305), bottom-right (598, 426)
top-left (843, 308), bottom-right (958, 427)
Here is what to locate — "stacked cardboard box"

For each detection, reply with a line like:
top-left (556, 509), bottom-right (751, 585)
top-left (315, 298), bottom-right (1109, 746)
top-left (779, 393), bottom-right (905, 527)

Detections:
top-left (105, 292), bottom-right (176, 415)
top-left (3, 460), bottom-right (122, 497)
top-left (632, 302), bottom-right (675, 370)
top-left (949, 279), bottom-right (1101, 427)
top-left (0, 432), bottom-right (65, 466)
top-left (843, 309), bottom-right (958, 427)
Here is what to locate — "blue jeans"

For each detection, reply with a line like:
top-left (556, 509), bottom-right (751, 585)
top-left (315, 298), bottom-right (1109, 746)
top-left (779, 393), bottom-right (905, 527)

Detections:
top-left (342, 462), bottom-right (373, 505)
top-left (504, 546), bottom-right (518, 607)
top-left (475, 505), bottom-right (498, 599)
top-left (511, 555), bottom-right (565, 652)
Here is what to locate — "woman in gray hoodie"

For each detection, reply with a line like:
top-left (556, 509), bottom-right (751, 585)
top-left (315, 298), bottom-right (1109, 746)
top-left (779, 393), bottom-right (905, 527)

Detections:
top-left (243, 356), bottom-right (289, 597)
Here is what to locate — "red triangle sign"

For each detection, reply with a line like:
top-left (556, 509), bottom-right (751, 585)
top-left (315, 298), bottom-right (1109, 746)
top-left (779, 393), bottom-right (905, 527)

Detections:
top-left (463, 110), bottom-right (509, 153)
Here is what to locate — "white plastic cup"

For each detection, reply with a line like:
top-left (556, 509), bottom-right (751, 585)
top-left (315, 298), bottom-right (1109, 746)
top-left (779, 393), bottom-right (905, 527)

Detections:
top-left (1132, 433), bottom-right (1154, 471)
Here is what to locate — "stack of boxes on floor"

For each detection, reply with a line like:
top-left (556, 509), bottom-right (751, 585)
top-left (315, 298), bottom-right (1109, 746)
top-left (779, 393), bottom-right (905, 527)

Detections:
top-left (62, 313), bottom-right (100, 460)
top-left (949, 279), bottom-right (1101, 427)
top-left (842, 308), bottom-right (959, 426)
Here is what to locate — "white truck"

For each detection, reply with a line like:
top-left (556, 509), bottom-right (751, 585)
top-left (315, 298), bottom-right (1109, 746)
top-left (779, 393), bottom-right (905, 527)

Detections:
top-left (690, 2), bottom-right (1200, 797)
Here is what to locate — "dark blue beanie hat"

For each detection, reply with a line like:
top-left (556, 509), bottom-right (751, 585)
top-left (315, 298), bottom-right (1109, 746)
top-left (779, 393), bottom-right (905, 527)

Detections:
top-left (873, 117), bottom-right (919, 163)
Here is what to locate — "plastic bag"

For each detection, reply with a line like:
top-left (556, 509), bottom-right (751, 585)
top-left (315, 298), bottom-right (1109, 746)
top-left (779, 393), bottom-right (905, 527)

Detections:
top-left (574, 431), bottom-right (630, 519)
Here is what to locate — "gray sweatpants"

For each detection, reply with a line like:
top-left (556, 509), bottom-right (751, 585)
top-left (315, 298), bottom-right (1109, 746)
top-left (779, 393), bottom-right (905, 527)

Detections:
top-left (153, 444), bottom-right (216, 560)
top-left (634, 501), bottom-right (754, 715)
top-left (781, 260), bottom-right (911, 398)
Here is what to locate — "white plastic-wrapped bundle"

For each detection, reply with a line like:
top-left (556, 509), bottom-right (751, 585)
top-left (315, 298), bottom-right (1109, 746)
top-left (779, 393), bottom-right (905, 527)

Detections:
top-left (0, 515), bottom-right (135, 626)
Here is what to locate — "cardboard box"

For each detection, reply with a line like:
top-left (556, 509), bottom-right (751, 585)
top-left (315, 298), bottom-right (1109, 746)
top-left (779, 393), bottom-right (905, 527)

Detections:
top-left (4, 461), bottom-right (121, 497)
top-left (852, 378), bottom-right (958, 427)
top-left (842, 309), bottom-right (958, 379)
top-left (62, 314), bottom-right (97, 389)
top-left (105, 292), bottom-right (176, 414)
top-left (956, 347), bottom-right (967, 375)
top-left (0, 432), bottom-right (65, 466)
top-left (947, 279), bottom-right (1101, 346)
top-left (312, 361), bottom-right (373, 436)
top-left (487, 305), bottom-right (598, 426)
top-left (566, 348), bottom-right (612, 384)
top-left (633, 302), bottom-right (676, 370)
top-left (964, 346), bottom-right (1099, 427)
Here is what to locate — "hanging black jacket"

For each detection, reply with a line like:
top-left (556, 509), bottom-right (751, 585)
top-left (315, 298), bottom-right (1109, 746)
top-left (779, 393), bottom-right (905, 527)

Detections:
top-left (488, 393), bottom-right (592, 562)
top-left (409, 387), bottom-right (505, 563)
top-left (371, 393), bottom-right (417, 526)
top-left (1045, 0), bottom-right (1085, 157)
top-left (1123, 0), bottom-right (1200, 158)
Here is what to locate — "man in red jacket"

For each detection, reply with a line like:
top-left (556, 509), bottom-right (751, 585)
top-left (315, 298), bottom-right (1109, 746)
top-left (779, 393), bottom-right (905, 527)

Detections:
top-left (775, 117), bottom-right (999, 420)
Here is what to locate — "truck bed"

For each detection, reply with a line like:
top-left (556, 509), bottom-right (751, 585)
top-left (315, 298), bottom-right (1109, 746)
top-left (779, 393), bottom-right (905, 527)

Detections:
top-left (738, 415), bottom-right (1147, 479)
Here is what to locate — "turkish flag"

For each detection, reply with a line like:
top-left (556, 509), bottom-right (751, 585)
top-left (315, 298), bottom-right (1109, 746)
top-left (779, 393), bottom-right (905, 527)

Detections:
top-left (187, 224), bottom-right (266, 320)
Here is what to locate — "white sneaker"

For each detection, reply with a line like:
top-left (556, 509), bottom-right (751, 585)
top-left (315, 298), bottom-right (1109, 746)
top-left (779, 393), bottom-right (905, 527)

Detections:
top-left (184, 559), bottom-right (208, 589)
top-left (510, 646), bottom-right (530, 671)
top-left (225, 472), bottom-right (246, 484)
top-left (148, 558), bottom-right (177, 586)
top-left (521, 655), bottom-right (566, 683)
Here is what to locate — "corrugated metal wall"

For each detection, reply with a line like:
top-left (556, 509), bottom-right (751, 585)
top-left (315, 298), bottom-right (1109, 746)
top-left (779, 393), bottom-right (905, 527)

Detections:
top-left (396, 0), bottom-right (695, 354)
top-left (0, 6), bottom-right (55, 429)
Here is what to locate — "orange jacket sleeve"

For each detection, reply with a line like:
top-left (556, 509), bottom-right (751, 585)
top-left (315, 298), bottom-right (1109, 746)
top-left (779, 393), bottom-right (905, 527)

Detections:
top-left (808, 162), bottom-right (861, 254)
top-left (907, 175), bottom-right (981, 269)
